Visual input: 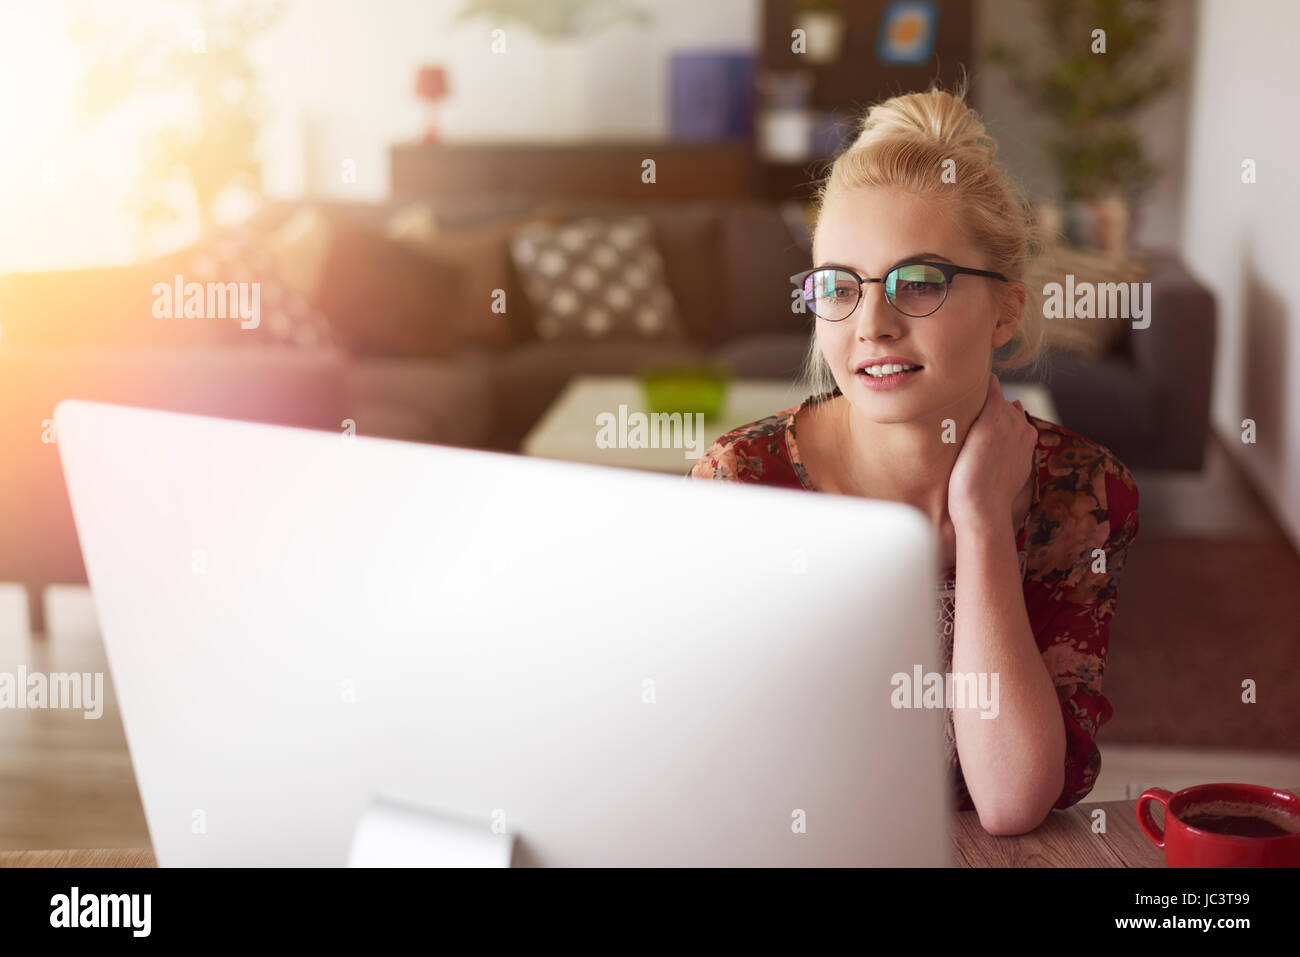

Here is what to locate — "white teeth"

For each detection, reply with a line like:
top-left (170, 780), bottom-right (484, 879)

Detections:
top-left (861, 363), bottom-right (920, 377)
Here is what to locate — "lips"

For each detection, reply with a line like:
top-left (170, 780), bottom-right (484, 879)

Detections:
top-left (858, 364), bottom-right (922, 379)
top-left (853, 359), bottom-right (924, 390)
top-left (855, 357), bottom-right (924, 379)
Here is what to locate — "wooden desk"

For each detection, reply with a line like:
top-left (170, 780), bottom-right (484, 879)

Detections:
top-left (0, 848), bottom-right (157, 867)
top-left (954, 787), bottom-right (1300, 867)
top-left (953, 798), bottom-right (1164, 867)
top-left (0, 798), bottom-right (1159, 867)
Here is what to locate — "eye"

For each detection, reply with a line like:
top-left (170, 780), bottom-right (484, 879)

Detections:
top-left (808, 270), bottom-right (855, 299)
top-left (889, 265), bottom-right (946, 298)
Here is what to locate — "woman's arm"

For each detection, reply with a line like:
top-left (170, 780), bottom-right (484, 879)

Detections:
top-left (946, 376), bottom-right (1065, 834)
top-left (950, 516), bottom-right (1066, 835)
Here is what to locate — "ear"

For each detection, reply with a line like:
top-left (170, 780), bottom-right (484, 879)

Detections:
top-left (991, 281), bottom-right (1027, 350)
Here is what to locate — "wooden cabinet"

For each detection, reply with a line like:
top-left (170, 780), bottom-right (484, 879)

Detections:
top-left (390, 141), bottom-right (761, 202)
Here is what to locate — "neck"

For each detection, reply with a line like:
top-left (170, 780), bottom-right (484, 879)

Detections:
top-left (832, 377), bottom-right (988, 527)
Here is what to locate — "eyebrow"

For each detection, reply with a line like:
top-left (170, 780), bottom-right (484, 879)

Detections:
top-left (816, 253), bottom-right (955, 273)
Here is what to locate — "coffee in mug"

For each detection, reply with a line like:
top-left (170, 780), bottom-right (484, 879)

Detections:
top-left (1177, 799), bottom-right (1300, 839)
top-left (1137, 782), bottom-right (1300, 867)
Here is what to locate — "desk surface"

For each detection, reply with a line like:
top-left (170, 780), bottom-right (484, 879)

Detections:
top-left (0, 798), bottom-right (1164, 867)
top-left (0, 847), bottom-right (158, 868)
top-left (951, 798), bottom-right (1163, 867)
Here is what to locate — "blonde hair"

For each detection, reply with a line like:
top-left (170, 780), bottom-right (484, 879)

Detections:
top-left (799, 81), bottom-right (1048, 397)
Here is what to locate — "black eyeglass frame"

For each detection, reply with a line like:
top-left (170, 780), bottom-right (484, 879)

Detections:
top-left (790, 261), bottom-right (1011, 319)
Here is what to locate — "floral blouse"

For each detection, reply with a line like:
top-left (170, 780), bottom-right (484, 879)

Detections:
top-left (687, 386), bottom-right (1140, 813)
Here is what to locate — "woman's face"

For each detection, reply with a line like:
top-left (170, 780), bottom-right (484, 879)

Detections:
top-left (812, 187), bottom-right (1020, 424)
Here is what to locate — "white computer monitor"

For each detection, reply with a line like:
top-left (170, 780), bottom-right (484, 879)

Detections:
top-left (55, 398), bottom-right (949, 866)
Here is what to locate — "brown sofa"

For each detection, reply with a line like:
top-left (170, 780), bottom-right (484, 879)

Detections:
top-left (289, 196), bottom-right (1214, 469)
top-left (0, 196), bottom-right (1215, 635)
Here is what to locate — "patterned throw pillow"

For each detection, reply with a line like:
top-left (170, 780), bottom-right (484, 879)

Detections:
top-left (182, 225), bottom-right (335, 349)
top-left (509, 215), bottom-right (685, 341)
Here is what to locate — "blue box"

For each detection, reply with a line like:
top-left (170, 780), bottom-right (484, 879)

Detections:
top-left (670, 52), bottom-right (755, 141)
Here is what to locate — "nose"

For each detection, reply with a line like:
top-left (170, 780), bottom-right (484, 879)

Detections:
top-left (851, 280), bottom-right (905, 341)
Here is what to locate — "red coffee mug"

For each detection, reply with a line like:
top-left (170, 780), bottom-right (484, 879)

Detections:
top-left (1137, 783), bottom-right (1300, 867)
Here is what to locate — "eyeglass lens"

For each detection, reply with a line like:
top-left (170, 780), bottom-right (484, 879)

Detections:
top-left (804, 265), bottom-right (947, 319)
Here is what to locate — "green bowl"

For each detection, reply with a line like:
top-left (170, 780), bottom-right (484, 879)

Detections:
top-left (639, 362), bottom-right (732, 419)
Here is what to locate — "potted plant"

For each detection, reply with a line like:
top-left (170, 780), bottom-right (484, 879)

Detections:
top-left (987, 0), bottom-right (1182, 255)
top-left (73, 0), bottom-right (286, 249)
top-left (452, 0), bottom-right (652, 41)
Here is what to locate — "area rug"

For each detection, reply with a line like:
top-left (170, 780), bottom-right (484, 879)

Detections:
top-left (1101, 534), bottom-right (1300, 751)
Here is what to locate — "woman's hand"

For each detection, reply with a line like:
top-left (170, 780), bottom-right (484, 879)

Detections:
top-left (947, 374), bottom-right (1037, 534)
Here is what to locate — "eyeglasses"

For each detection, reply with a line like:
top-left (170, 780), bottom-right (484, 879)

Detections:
top-left (790, 261), bottom-right (1010, 320)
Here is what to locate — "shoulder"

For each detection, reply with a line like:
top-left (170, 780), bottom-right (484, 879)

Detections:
top-left (690, 387), bottom-right (841, 484)
top-left (688, 405), bottom-right (801, 484)
top-left (1031, 414), bottom-right (1139, 530)
top-left (1025, 414), bottom-right (1140, 590)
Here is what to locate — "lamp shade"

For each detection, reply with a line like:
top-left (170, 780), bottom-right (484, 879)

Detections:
top-left (415, 66), bottom-right (448, 101)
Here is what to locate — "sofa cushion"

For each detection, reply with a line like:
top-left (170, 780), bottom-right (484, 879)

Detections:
top-left (510, 215), bottom-right (687, 342)
top-left (386, 216), bottom-right (527, 353)
top-left (636, 204), bottom-right (725, 347)
top-left (720, 203), bottom-right (811, 341)
top-left (711, 332), bottom-right (814, 380)
top-left (172, 226), bottom-right (336, 349)
top-left (529, 200), bottom-right (726, 346)
top-left (263, 207), bottom-right (335, 311)
top-left (1039, 349), bottom-right (1159, 455)
top-left (311, 217), bottom-right (465, 358)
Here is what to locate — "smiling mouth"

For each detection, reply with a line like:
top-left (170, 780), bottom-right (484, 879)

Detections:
top-left (857, 363), bottom-right (923, 379)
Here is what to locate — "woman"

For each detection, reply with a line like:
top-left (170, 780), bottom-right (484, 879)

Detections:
top-left (689, 86), bottom-right (1140, 836)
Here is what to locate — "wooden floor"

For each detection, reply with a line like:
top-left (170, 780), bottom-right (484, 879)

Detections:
top-left (0, 584), bottom-right (149, 850)
top-left (1129, 435), bottom-right (1289, 543)
top-left (0, 435), bottom-right (1295, 851)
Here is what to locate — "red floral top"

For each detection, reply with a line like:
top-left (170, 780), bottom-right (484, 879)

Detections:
top-left (687, 386), bottom-right (1140, 813)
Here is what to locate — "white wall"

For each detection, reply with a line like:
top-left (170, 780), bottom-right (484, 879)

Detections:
top-left (258, 0), bottom-right (761, 201)
top-left (1179, 0), bottom-right (1300, 548)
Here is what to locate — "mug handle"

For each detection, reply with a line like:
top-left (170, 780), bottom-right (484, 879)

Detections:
top-left (1137, 788), bottom-right (1174, 849)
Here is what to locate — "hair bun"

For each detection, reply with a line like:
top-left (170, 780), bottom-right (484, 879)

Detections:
top-left (855, 86), bottom-right (997, 160)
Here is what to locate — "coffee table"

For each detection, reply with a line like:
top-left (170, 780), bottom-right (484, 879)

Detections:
top-left (521, 375), bottom-right (806, 474)
top-left (521, 375), bottom-right (1060, 475)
